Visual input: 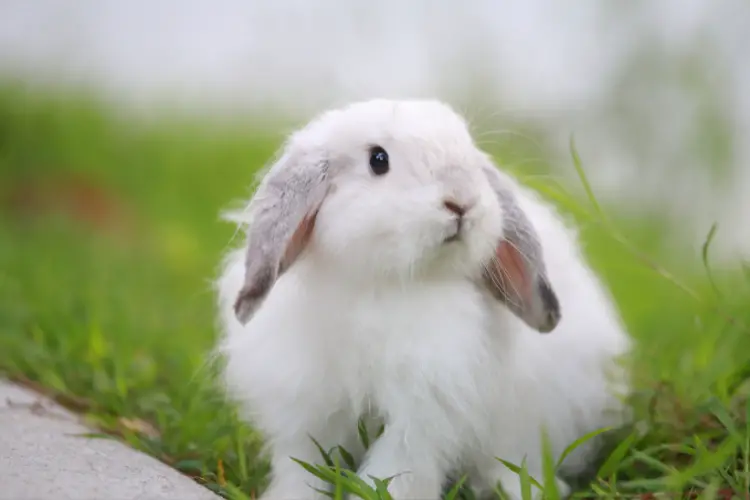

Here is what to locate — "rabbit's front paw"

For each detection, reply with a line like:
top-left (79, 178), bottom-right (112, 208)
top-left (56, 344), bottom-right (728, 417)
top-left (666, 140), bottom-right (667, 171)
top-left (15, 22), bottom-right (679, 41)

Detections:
top-left (356, 427), bottom-right (445, 500)
top-left (356, 467), bottom-right (443, 500)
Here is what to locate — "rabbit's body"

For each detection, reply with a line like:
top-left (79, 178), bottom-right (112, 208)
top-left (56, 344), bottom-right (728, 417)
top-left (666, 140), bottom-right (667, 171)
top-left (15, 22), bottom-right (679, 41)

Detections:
top-left (216, 99), bottom-right (631, 500)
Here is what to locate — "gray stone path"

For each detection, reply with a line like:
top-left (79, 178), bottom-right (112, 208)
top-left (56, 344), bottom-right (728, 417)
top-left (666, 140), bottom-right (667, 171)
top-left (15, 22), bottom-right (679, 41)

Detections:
top-left (0, 380), bottom-right (220, 500)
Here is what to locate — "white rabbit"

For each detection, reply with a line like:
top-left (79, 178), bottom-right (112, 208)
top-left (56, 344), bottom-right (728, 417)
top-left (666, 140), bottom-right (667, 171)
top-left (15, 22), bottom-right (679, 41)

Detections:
top-left (215, 99), bottom-right (631, 500)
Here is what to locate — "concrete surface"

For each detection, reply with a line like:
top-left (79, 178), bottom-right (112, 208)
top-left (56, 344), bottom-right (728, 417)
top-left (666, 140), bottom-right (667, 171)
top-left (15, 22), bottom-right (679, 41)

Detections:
top-left (0, 380), bottom-right (220, 500)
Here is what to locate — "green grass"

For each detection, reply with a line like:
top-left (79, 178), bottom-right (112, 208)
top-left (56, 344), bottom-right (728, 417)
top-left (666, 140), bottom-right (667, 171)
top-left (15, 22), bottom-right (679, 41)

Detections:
top-left (1, 84), bottom-right (749, 499)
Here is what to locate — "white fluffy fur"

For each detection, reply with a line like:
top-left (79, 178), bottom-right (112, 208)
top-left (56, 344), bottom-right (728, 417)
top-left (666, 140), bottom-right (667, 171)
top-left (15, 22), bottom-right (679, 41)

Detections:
top-left (215, 99), bottom-right (631, 500)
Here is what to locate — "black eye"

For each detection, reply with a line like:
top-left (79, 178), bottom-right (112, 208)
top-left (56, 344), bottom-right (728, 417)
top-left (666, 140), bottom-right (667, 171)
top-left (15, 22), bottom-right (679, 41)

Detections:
top-left (369, 146), bottom-right (390, 176)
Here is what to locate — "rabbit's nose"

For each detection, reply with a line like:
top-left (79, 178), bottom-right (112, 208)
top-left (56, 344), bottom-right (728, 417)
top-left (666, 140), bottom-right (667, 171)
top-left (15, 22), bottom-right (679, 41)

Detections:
top-left (443, 199), bottom-right (471, 217)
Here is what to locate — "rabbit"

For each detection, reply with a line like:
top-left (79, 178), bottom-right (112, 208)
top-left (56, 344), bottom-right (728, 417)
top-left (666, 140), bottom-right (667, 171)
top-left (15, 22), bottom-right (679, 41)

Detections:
top-left (215, 99), bottom-right (632, 500)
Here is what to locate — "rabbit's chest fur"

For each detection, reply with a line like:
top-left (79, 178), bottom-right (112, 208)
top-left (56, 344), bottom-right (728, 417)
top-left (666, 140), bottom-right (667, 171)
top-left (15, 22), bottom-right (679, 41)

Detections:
top-left (330, 279), bottom-right (497, 419)
top-left (220, 250), bottom-right (625, 481)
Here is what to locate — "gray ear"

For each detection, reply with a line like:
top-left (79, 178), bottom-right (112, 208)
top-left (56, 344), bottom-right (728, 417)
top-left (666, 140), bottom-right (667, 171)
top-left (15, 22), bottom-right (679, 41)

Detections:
top-left (481, 163), bottom-right (561, 333)
top-left (233, 148), bottom-right (330, 325)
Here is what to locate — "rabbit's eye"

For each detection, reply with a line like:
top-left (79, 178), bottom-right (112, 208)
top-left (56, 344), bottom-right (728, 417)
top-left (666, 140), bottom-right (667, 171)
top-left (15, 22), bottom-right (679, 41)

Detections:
top-left (369, 146), bottom-right (390, 176)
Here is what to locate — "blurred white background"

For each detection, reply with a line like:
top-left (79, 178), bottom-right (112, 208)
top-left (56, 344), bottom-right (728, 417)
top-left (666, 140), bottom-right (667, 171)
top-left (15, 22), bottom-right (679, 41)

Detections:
top-left (1, 0), bottom-right (748, 260)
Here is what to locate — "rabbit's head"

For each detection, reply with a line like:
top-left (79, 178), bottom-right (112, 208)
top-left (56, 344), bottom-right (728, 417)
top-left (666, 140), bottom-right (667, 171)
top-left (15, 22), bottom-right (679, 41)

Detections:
top-left (233, 99), bottom-right (560, 333)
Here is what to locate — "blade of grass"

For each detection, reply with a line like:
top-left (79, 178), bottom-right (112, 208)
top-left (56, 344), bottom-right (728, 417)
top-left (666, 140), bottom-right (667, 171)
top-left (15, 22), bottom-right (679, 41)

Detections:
top-left (556, 426), bottom-right (612, 468)
top-left (236, 426), bottom-right (249, 483)
top-left (519, 457), bottom-right (533, 500)
top-left (292, 460), bottom-right (377, 500)
top-left (310, 436), bottom-right (335, 467)
top-left (666, 435), bottom-right (741, 491)
top-left (358, 418), bottom-right (370, 450)
top-left (541, 430), bottom-right (560, 500)
top-left (569, 135), bottom-right (609, 227)
top-left (224, 482), bottom-right (253, 500)
top-left (496, 458), bottom-right (544, 490)
top-left (695, 477), bottom-right (721, 500)
top-left (597, 431), bottom-right (637, 478)
top-left (705, 397), bottom-right (740, 439)
top-left (291, 458), bottom-right (339, 484)
top-left (631, 450), bottom-right (679, 475)
top-left (444, 475), bottom-right (468, 500)
top-left (567, 140), bottom-right (747, 333)
top-left (332, 456), bottom-right (344, 500)
top-left (337, 446), bottom-right (356, 470)
top-left (701, 222), bottom-right (723, 298)
top-left (371, 476), bottom-right (395, 500)
top-left (340, 470), bottom-right (384, 500)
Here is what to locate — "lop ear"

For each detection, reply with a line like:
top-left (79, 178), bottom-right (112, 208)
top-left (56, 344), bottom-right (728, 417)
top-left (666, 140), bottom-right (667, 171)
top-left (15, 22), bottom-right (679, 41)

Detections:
top-left (233, 147), bottom-right (330, 325)
top-left (481, 163), bottom-right (561, 333)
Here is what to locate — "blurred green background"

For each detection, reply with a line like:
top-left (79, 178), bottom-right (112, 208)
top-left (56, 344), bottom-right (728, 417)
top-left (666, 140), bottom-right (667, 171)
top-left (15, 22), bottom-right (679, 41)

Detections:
top-left (1, 80), bottom-right (749, 499)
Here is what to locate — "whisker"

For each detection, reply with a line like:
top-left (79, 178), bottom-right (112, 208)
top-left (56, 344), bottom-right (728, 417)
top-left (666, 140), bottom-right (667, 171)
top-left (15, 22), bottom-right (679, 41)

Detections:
top-left (496, 259), bottom-right (523, 308)
top-left (482, 260), bottom-right (522, 310)
top-left (501, 238), bottom-right (534, 268)
top-left (474, 128), bottom-right (545, 151)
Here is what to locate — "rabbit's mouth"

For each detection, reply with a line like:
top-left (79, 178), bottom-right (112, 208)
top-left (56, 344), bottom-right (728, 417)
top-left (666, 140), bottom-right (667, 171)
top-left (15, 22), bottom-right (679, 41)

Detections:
top-left (443, 221), bottom-right (463, 243)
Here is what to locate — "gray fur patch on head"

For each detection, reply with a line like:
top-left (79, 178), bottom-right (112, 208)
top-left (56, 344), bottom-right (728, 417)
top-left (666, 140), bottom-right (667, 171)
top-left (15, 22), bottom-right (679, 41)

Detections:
top-left (481, 163), bottom-right (545, 272)
top-left (234, 149), bottom-right (330, 324)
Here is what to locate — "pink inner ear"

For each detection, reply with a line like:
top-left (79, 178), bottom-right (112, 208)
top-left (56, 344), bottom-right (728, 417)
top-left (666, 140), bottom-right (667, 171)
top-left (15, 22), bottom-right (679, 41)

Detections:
top-left (280, 210), bottom-right (319, 274)
top-left (496, 240), bottom-right (532, 303)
